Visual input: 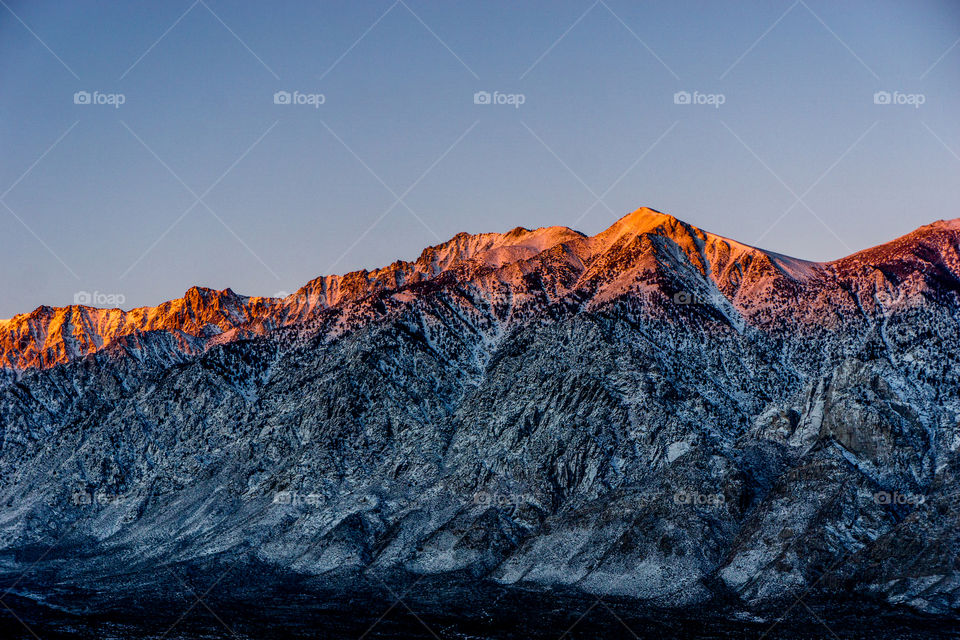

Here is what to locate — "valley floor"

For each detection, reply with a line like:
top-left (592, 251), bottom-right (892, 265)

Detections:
top-left (1, 571), bottom-right (956, 639)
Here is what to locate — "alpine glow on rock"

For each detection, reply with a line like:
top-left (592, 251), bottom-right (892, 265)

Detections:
top-left (1, 208), bottom-right (958, 638)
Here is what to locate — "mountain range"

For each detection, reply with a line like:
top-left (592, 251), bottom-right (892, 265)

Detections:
top-left (1, 207), bottom-right (959, 637)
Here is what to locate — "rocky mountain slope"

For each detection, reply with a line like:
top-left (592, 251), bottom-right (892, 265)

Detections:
top-left (1, 207), bottom-right (959, 631)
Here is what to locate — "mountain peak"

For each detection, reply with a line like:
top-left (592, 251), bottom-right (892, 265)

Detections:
top-left (184, 286), bottom-right (238, 299)
top-left (613, 206), bottom-right (677, 232)
top-left (413, 224), bottom-right (584, 272)
top-left (1, 209), bottom-right (957, 370)
top-left (505, 226), bottom-right (532, 238)
top-left (595, 207), bottom-right (685, 246)
top-left (926, 217), bottom-right (960, 232)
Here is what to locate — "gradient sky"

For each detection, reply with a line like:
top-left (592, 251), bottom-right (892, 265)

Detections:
top-left (1, 0), bottom-right (959, 317)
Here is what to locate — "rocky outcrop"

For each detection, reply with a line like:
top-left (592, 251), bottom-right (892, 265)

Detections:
top-left (1, 208), bottom-right (959, 627)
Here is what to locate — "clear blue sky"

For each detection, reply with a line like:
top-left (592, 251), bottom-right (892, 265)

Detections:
top-left (1, 0), bottom-right (958, 317)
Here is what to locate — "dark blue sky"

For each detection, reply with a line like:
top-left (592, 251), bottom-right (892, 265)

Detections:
top-left (1, 0), bottom-right (959, 316)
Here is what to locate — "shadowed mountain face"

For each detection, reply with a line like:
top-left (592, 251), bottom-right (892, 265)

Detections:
top-left (1, 208), bottom-right (960, 636)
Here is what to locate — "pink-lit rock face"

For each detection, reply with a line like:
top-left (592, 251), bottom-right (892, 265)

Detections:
top-left (0, 207), bottom-right (955, 371)
top-left (2, 207), bottom-right (959, 620)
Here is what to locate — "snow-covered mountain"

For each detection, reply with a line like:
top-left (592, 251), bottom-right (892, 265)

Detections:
top-left (1, 207), bottom-right (959, 634)
top-left (0, 220), bottom-right (590, 369)
top-left (6, 207), bottom-right (954, 371)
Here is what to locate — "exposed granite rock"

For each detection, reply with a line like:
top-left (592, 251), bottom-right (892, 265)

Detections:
top-left (1, 209), bottom-right (959, 625)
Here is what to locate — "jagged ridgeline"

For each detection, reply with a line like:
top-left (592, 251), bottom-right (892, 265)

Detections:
top-left (1, 208), bottom-right (959, 629)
